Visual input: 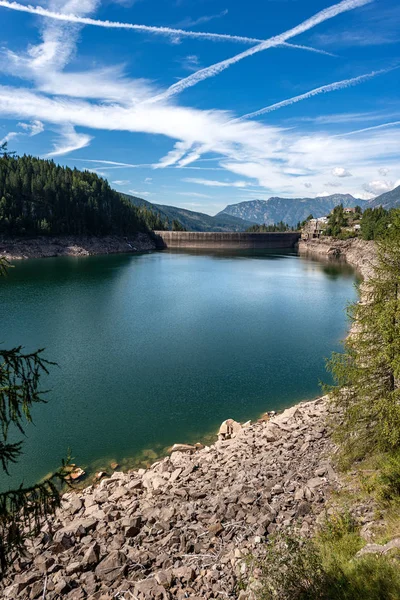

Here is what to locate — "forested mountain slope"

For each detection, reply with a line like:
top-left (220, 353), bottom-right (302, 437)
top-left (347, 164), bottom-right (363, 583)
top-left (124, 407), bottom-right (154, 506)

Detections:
top-left (124, 194), bottom-right (254, 232)
top-left (0, 155), bottom-right (150, 236)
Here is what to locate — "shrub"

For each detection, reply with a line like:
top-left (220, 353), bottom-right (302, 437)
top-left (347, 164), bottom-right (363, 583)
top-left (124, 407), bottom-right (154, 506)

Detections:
top-left (378, 452), bottom-right (400, 502)
top-left (251, 514), bottom-right (400, 600)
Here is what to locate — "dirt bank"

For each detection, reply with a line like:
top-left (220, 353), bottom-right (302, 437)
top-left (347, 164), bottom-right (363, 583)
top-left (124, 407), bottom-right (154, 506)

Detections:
top-left (0, 233), bottom-right (156, 260)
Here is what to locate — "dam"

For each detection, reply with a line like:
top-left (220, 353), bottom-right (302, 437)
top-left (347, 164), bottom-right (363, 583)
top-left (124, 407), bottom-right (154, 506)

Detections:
top-left (154, 231), bottom-right (301, 249)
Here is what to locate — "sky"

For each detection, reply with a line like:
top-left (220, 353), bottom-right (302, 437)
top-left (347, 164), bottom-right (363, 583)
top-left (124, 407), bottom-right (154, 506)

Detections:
top-left (0, 0), bottom-right (399, 215)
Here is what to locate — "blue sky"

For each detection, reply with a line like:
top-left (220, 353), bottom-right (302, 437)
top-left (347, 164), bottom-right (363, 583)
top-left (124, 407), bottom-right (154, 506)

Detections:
top-left (0, 0), bottom-right (399, 215)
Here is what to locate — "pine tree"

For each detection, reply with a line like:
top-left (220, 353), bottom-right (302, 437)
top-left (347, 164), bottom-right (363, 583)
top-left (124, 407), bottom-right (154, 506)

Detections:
top-left (326, 210), bottom-right (400, 460)
top-left (0, 258), bottom-right (69, 577)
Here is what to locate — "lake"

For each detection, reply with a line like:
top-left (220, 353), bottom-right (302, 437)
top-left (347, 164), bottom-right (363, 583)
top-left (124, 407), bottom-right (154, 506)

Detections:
top-left (1, 249), bottom-right (357, 488)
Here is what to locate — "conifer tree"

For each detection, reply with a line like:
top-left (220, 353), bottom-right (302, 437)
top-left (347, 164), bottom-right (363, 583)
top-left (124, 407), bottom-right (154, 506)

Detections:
top-left (0, 257), bottom-right (68, 578)
top-left (327, 210), bottom-right (400, 460)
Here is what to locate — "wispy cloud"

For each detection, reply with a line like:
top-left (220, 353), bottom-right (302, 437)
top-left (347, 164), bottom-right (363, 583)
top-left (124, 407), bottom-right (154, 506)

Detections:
top-left (146, 0), bottom-right (372, 103)
top-left (288, 110), bottom-right (400, 125)
top-left (177, 191), bottom-right (212, 198)
top-left (45, 124), bottom-right (92, 157)
top-left (237, 67), bottom-right (397, 120)
top-left (178, 54), bottom-right (201, 72)
top-left (334, 120), bottom-right (400, 137)
top-left (183, 177), bottom-right (254, 188)
top-left (0, 131), bottom-right (19, 145)
top-left (173, 9), bottom-right (228, 29)
top-left (73, 159), bottom-right (154, 167)
top-left (0, 119), bottom-right (44, 146)
top-left (128, 189), bottom-right (151, 197)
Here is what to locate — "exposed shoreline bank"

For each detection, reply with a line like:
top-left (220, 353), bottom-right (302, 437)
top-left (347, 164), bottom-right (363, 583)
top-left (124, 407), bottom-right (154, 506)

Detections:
top-left (298, 236), bottom-right (376, 279)
top-left (0, 233), bottom-right (156, 260)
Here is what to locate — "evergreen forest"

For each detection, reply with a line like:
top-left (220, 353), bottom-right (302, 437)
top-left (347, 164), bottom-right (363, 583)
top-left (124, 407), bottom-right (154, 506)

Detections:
top-left (0, 153), bottom-right (156, 236)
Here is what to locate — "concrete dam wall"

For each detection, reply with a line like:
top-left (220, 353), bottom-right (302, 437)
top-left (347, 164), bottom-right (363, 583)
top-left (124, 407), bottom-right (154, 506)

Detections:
top-left (154, 231), bottom-right (301, 250)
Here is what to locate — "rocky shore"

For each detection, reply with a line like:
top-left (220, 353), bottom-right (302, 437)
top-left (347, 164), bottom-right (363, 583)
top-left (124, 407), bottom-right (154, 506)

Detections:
top-left (2, 398), bottom-right (342, 600)
top-left (0, 233), bottom-right (156, 260)
top-left (298, 237), bottom-right (376, 279)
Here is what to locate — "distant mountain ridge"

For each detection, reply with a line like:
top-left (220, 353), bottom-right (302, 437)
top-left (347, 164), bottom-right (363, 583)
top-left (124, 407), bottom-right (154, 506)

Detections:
top-left (121, 185), bottom-right (400, 233)
top-left (217, 194), bottom-right (366, 227)
top-left (368, 184), bottom-right (400, 210)
top-left (121, 194), bottom-right (254, 232)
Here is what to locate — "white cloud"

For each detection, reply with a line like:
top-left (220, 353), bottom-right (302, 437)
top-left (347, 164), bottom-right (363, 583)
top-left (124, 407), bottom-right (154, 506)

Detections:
top-left (45, 124), bottom-right (92, 157)
top-left (0, 119), bottom-right (44, 146)
top-left (112, 180), bottom-right (130, 185)
top-left (326, 181), bottom-right (342, 187)
top-left (362, 180), bottom-right (395, 195)
top-left (0, 0), bottom-right (398, 206)
top-left (182, 177), bottom-right (254, 188)
top-left (332, 167), bottom-right (352, 177)
top-left (18, 119), bottom-right (44, 136)
top-left (144, 177), bottom-right (153, 183)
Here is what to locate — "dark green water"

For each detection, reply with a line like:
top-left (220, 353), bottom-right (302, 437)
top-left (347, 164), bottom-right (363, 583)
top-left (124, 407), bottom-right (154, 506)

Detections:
top-left (1, 249), bottom-right (357, 488)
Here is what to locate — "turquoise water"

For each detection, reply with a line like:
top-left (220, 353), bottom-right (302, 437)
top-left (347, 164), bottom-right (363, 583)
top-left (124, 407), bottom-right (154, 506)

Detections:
top-left (0, 249), bottom-right (357, 488)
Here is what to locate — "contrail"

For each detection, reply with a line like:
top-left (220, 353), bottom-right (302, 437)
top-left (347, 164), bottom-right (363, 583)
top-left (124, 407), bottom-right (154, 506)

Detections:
top-left (0, 0), bottom-right (336, 56)
top-left (280, 42), bottom-right (337, 57)
top-left (0, 0), bottom-right (262, 42)
top-left (334, 120), bottom-right (400, 137)
top-left (146, 0), bottom-right (372, 103)
top-left (237, 67), bottom-right (398, 120)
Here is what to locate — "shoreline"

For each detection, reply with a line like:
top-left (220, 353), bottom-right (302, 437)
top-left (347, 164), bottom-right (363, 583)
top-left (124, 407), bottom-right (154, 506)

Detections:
top-left (0, 233), bottom-right (156, 260)
top-left (7, 238), bottom-right (368, 490)
top-left (2, 396), bottom-right (337, 599)
top-left (1, 237), bottom-right (375, 599)
top-left (298, 236), bottom-right (376, 279)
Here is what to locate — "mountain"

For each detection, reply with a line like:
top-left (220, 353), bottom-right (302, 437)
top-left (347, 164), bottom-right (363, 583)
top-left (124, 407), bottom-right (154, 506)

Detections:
top-left (368, 184), bottom-right (400, 210)
top-left (217, 194), bottom-right (366, 227)
top-left (121, 194), bottom-right (254, 232)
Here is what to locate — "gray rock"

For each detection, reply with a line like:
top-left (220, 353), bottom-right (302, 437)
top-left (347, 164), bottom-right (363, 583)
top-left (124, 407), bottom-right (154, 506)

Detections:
top-left (95, 551), bottom-right (126, 583)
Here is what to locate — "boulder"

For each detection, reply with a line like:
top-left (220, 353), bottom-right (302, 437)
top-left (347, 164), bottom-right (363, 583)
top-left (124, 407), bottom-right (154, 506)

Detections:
top-left (218, 419), bottom-right (242, 440)
top-left (169, 443), bottom-right (198, 454)
top-left (95, 551), bottom-right (126, 583)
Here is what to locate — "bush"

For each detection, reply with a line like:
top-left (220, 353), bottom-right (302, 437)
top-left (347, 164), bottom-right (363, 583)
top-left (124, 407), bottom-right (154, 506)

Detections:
top-left (250, 534), bottom-right (337, 600)
top-left (251, 515), bottom-right (400, 600)
top-left (378, 452), bottom-right (400, 502)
